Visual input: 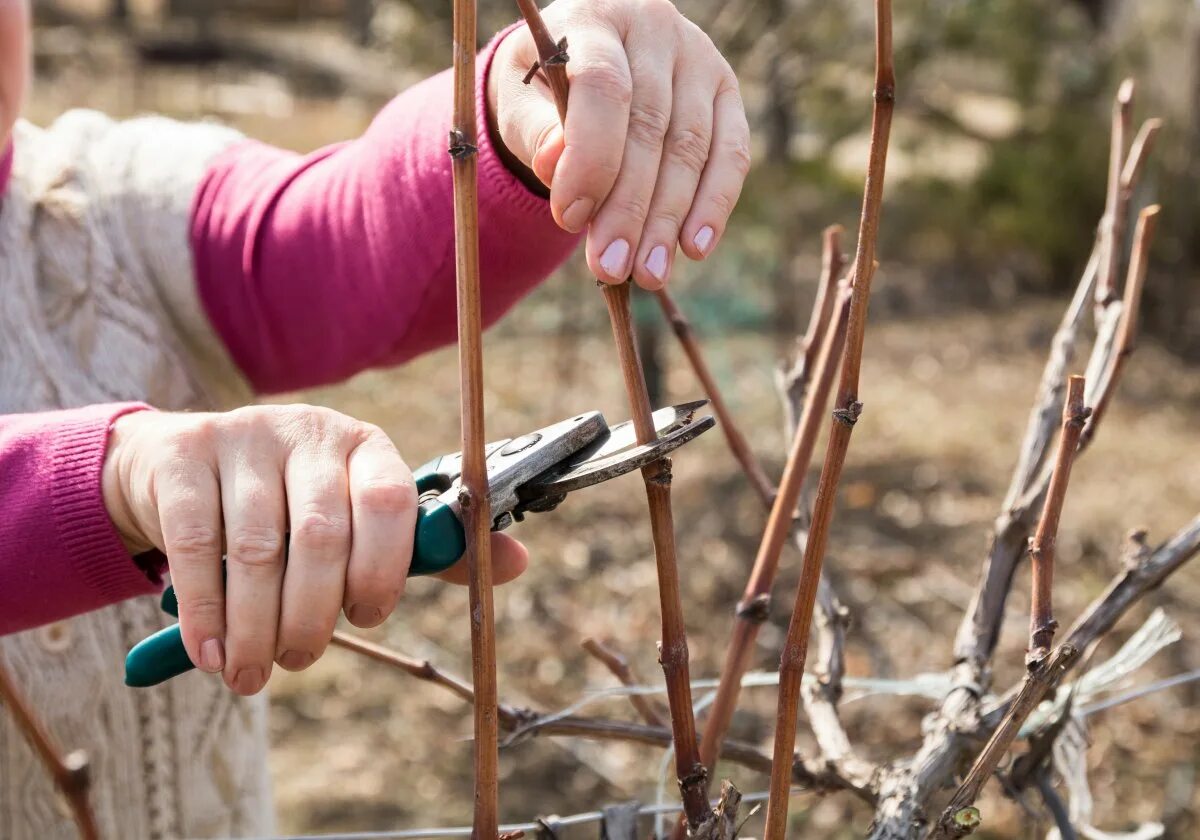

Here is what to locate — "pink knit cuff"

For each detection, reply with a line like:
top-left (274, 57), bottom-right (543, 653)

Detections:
top-left (49, 403), bottom-right (163, 601)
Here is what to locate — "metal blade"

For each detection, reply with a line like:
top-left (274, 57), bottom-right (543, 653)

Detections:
top-left (518, 400), bottom-right (715, 501)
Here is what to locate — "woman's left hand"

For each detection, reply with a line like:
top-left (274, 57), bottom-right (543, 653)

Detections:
top-left (487, 0), bottom-right (751, 291)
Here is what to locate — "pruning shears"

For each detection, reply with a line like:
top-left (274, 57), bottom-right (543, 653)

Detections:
top-left (124, 401), bottom-right (715, 688)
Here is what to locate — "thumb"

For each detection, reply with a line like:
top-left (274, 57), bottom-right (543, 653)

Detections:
top-left (499, 78), bottom-right (566, 188)
top-left (531, 123), bottom-right (565, 188)
top-left (432, 532), bottom-right (530, 587)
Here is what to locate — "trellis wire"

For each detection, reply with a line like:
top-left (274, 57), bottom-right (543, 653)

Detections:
top-left (239, 789), bottom-right (774, 840)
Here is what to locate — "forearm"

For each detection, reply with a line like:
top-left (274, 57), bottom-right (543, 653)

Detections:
top-left (191, 25), bottom-right (579, 394)
top-left (0, 404), bottom-right (162, 635)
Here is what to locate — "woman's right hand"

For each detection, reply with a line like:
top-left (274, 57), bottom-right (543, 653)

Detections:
top-left (101, 405), bottom-right (528, 696)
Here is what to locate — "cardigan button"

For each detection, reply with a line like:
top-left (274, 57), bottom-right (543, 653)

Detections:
top-left (38, 622), bottom-right (73, 653)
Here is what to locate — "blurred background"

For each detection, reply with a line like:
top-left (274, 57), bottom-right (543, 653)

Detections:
top-left (24, 0), bottom-right (1200, 836)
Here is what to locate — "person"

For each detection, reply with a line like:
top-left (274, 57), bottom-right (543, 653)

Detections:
top-left (0, 0), bottom-right (750, 835)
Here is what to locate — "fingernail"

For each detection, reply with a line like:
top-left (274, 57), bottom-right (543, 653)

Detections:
top-left (278, 649), bottom-right (314, 671)
top-left (561, 197), bottom-right (594, 232)
top-left (644, 245), bottom-right (669, 284)
top-left (199, 638), bottom-right (224, 673)
top-left (599, 239), bottom-right (630, 279)
top-left (693, 225), bottom-right (715, 255)
top-left (348, 603), bottom-right (382, 627)
top-left (231, 666), bottom-right (264, 695)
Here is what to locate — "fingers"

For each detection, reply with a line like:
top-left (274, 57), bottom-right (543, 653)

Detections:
top-left (678, 77), bottom-right (751, 262)
top-left (583, 20), bottom-right (676, 287)
top-left (154, 439), bottom-right (226, 676)
top-left (275, 431), bottom-right (352, 678)
top-left (549, 27), bottom-right (633, 234)
top-left (630, 57), bottom-right (717, 290)
top-left (433, 533), bottom-right (530, 586)
top-left (218, 426), bottom-right (286, 696)
top-left (342, 428), bottom-right (417, 629)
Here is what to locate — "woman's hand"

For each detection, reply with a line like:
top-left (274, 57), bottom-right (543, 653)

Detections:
top-left (101, 406), bottom-right (528, 696)
top-left (487, 0), bottom-right (750, 291)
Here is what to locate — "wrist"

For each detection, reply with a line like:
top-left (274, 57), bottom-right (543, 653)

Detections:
top-left (102, 411), bottom-right (155, 555)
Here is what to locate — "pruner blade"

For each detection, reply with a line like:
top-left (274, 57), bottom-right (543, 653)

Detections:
top-left (517, 399), bottom-right (715, 505)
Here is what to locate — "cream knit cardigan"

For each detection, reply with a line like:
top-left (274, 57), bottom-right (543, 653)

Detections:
top-left (1, 111), bottom-right (274, 839)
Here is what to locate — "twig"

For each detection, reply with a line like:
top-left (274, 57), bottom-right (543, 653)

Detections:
top-left (331, 632), bottom-right (478, 709)
top-left (655, 289), bottom-right (777, 507)
top-left (698, 271), bottom-right (852, 772)
top-left (1028, 375), bottom-right (1089, 663)
top-left (1120, 119), bottom-right (1163, 192)
top-left (513, 0), bottom-right (568, 122)
top-left (1034, 771), bottom-right (1078, 840)
top-left (762, 1), bottom-right (894, 834)
top-left (1063, 516), bottom-right (1200, 659)
top-left (801, 577), bottom-right (877, 794)
top-left (582, 637), bottom-right (667, 727)
top-left (779, 226), bottom-right (847, 435)
top-left (448, 0), bottom-right (500, 830)
top-left (510, 714), bottom-right (877, 803)
top-left (0, 657), bottom-right (99, 840)
top-left (602, 282), bottom-right (712, 830)
top-left (927, 645), bottom-right (1080, 840)
top-left (1080, 205), bottom-right (1160, 446)
top-left (980, 516), bottom-right (1200, 728)
top-left (1095, 78), bottom-right (1134, 310)
top-left (330, 632), bottom-right (876, 801)
top-left (510, 2), bottom-right (711, 828)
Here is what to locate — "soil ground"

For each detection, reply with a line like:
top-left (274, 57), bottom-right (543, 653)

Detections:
top-left (272, 292), bottom-right (1200, 838)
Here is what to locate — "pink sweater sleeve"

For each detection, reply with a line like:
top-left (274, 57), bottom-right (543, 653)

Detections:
top-left (0, 404), bottom-right (164, 635)
top-left (190, 27), bottom-right (579, 393)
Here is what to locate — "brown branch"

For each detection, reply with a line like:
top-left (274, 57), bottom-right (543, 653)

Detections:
top-left (927, 645), bottom-right (1080, 840)
top-left (1027, 375), bottom-right (1089, 663)
top-left (0, 657), bottom-right (99, 840)
top-left (684, 229), bottom-right (852, 840)
top-left (509, 713), bottom-right (877, 804)
top-left (1095, 78), bottom-right (1134, 309)
top-left (981, 516), bottom-right (1200, 732)
top-left (801, 577), bottom-right (878, 794)
top-left (1080, 205), bottom-right (1160, 447)
top-left (698, 274), bottom-right (852, 773)
top-left (581, 636), bottom-right (667, 727)
top-left (656, 289), bottom-right (777, 507)
top-left (513, 0), bottom-right (569, 122)
top-left (763, 0), bottom-right (895, 834)
top-left (510, 2), bottom-right (710, 828)
top-left (331, 632), bottom-right (877, 804)
top-left (449, 0), bottom-right (499, 831)
top-left (602, 282), bottom-right (711, 830)
top-left (1120, 118), bottom-right (1163, 192)
top-left (331, 631), bottom-right (479, 709)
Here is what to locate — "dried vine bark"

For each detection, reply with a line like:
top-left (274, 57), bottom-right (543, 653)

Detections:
top-left (1095, 79), bottom-right (1134, 310)
top-left (928, 646), bottom-right (1080, 840)
top-left (0, 658), bottom-right (99, 840)
top-left (510, 3), bottom-right (711, 829)
top-left (1027, 375), bottom-right (1089, 662)
top-left (954, 83), bottom-right (1160, 673)
top-left (449, 0), bottom-right (500, 830)
top-left (1080, 205), bottom-right (1160, 446)
top-left (763, 2), bottom-right (895, 834)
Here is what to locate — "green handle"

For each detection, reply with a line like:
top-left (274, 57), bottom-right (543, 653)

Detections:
top-left (125, 460), bottom-right (466, 688)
